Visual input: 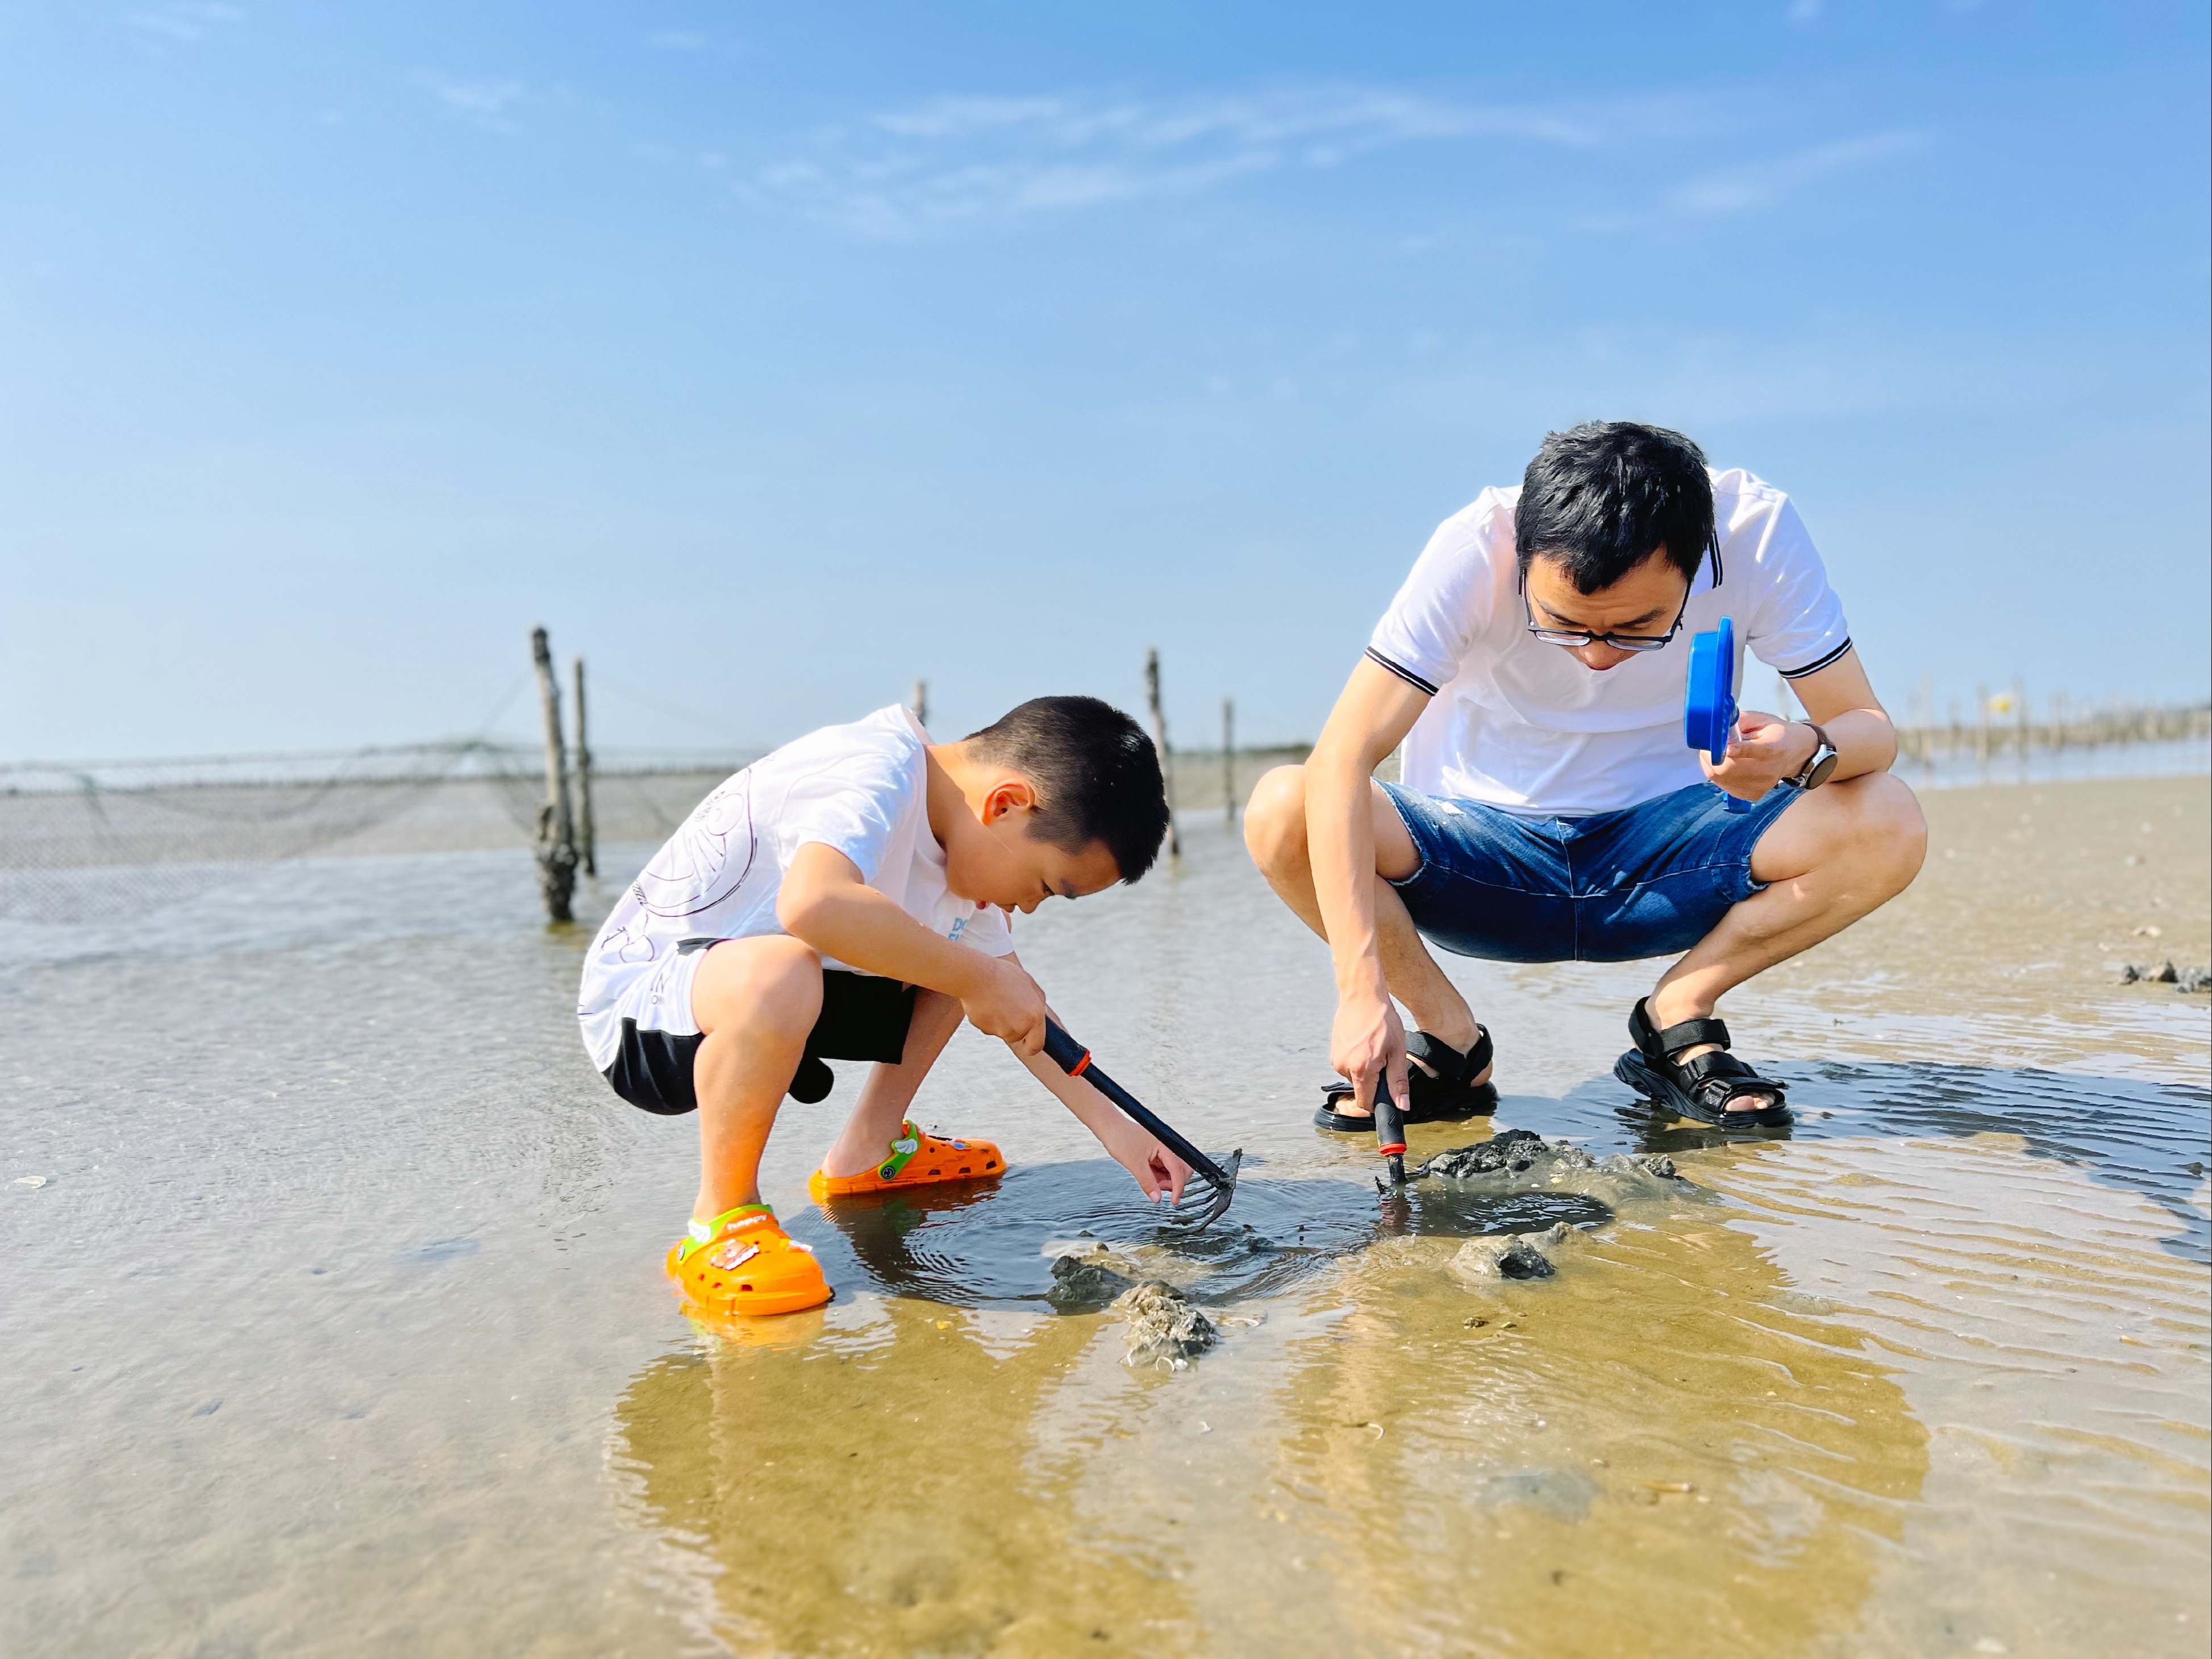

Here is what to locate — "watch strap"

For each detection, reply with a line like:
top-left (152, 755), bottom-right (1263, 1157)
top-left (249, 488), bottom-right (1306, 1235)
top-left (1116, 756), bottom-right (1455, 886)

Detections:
top-left (1791, 722), bottom-right (1836, 787)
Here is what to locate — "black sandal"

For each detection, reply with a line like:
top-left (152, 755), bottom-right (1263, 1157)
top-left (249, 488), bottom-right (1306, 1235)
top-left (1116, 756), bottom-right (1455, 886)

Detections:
top-left (1315, 1028), bottom-right (1499, 1131)
top-left (1613, 999), bottom-right (1792, 1128)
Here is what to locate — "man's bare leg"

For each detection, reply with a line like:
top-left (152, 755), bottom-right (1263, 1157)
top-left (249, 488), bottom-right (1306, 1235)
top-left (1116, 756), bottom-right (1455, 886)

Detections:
top-left (688, 935), bottom-right (824, 1219)
top-left (817, 988), bottom-right (965, 1178)
top-left (1244, 764), bottom-right (1487, 1116)
top-left (1647, 772), bottom-right (1927, 1111)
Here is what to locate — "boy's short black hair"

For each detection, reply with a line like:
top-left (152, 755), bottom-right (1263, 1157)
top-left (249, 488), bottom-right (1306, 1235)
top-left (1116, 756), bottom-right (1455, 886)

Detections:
top-left (965, 696), bottom-right (1170, 882)
top-left (1514, 422), bottom-right (1715, 594)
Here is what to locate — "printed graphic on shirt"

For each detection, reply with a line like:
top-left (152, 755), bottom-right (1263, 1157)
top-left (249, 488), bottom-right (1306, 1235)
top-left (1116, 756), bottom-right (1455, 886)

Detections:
top-left (574, 706), bottom-right (1013, 1070)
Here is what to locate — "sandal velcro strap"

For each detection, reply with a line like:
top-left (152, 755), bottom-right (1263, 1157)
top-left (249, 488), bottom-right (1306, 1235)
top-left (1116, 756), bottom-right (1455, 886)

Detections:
top-left (1678, 1049), bottom-right (1786, 1110)
top-left (1407, 1027), bottom-right (1492, 1086)
top-left (1654, 1015), bottom-right (1731, 1057)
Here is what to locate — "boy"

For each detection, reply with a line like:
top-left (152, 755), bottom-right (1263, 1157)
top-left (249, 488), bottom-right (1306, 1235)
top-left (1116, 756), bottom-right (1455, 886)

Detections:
top-left (578, 695), bottom-right (1186, 1317)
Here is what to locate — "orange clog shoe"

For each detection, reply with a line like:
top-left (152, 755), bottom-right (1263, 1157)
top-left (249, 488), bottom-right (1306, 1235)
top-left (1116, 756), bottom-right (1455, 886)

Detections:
top-left (666, 1204), bottom-right (831, 1318)
top-left (806, 1120), bottom-right (1007, 1202)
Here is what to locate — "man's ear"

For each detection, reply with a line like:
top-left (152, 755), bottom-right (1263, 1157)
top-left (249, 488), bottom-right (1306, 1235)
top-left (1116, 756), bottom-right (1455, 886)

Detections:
top-left (981, 776), bottom-right (1038, 824)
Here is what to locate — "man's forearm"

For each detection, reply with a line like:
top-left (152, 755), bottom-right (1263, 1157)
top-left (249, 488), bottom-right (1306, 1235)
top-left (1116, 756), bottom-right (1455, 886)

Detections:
top-left (1820, 708), bottom-right (1897, 781)
top-left (1305, 744), bottom-right (1387, 998)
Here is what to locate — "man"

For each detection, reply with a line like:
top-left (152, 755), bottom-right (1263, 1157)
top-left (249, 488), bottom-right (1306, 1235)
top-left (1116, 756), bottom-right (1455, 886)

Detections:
top-left (1244, 422), bottom-right (1925, 1131)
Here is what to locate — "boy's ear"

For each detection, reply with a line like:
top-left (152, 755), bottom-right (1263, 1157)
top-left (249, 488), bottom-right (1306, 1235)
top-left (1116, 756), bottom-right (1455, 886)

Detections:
top-left (980, 776), bottom-right (1039, 824)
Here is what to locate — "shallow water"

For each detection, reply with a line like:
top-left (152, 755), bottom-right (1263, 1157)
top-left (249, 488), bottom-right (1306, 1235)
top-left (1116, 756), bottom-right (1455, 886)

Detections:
top-left (3, 777), bottom-right (2206, 1657)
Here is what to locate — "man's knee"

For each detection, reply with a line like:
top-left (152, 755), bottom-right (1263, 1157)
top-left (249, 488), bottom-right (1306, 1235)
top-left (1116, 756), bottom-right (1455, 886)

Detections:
top-left (1826, 773), bottom-right (1928, 893)
top-left (1243, 764), bottom-right (1309, 875)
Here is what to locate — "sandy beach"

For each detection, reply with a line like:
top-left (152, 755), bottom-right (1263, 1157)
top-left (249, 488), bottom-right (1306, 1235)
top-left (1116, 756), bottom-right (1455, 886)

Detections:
top-left (2, 772), bottom-right (2204, 1656)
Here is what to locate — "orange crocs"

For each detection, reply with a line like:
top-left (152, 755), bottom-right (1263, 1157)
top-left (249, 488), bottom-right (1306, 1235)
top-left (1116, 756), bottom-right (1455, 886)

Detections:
top-left (806, 1120), bottom-right (1007, 1202)
top-left (666, 1204), bottom-right (831, 1318)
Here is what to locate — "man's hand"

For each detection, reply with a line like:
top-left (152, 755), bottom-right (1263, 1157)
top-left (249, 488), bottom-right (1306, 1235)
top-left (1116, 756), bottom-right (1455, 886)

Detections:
top-left (1093, 1110), bottom-right (1192, 1204)
top-left (960, 954), bottom-right (1050, 1057)
top-left (1702, 709), bottom-right (1815, 802)
top-left (1330, 982), bottom-right (1410, 1123)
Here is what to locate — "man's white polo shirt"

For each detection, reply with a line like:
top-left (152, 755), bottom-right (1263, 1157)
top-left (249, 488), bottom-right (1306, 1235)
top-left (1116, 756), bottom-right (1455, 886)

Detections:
top-left (1366, 468), bottom-right (1852, 819)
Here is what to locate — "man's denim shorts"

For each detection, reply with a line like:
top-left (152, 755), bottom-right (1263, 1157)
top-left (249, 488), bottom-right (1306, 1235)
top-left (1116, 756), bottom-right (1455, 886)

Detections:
top-left (1381, 780), bottom-right (1803, 964)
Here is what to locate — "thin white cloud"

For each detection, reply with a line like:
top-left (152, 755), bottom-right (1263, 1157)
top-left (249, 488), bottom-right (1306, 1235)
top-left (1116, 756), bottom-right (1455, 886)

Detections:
top-left (122, 2), bottom-right (244, 51)
top-left (747, 85), bottom-right (1629, 236)
top-left (414, 72), bottom-right (528, 136)
top-left (1664, 130), bottom-right (1924, 216)
top-left (647, 30), bottom-right (709, 52)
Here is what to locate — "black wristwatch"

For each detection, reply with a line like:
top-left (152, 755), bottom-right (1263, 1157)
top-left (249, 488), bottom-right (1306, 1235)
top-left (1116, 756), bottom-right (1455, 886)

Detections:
top-left (1788, 722), bottom-right (1840, 790)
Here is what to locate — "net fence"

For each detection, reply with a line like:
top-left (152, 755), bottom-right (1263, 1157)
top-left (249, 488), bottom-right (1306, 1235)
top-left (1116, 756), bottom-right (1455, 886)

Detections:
top-left (0, 743), bottom-right (753, 924)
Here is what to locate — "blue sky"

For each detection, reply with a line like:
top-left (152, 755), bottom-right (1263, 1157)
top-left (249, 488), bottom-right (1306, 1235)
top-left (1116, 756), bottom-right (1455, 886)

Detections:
top-left (3, 1), bottom-right (2206, 759)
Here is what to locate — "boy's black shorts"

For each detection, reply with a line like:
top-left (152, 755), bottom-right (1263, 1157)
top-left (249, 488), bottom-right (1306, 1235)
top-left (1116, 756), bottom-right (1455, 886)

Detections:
top-left (602, 967), bottom-right (920, 1118)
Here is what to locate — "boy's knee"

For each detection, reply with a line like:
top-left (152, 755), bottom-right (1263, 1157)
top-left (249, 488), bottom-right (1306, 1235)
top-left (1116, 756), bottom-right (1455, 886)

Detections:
top-left (702, 936), bottom-right (823, 1041)
top-left (1243, 765), bottom-right (1309, 873)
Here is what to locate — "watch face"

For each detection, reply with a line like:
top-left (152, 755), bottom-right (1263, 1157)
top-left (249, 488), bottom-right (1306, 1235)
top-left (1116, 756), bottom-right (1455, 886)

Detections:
top-left (1805, 750), bottom-right (1840, 790)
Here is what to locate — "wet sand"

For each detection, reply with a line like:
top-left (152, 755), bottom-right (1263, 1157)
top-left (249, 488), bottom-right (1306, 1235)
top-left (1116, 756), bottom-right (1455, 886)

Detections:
top-left (2, 773), bottom-right (2204, 1656)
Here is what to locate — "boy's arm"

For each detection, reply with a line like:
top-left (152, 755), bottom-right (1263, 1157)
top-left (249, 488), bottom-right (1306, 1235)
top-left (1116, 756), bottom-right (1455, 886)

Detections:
top-left (1011, 987), bottom-right (1193, 1204)
top-left (777, 842), bottom-right (1048, 1055)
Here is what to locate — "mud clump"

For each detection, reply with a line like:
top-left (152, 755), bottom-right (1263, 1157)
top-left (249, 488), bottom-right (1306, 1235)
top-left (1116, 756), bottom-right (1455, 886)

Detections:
top-left (1047, 1250), bottom-right (1141, 1311)
top-left (1452, 1221), bottom-right (1574, 1283)
top-left (2117, 961), bottom-right (2211, 991)
top-left (1419, 1128), bottom-right (1685, 1190)
top-left (1111, 1281), bottom-right (1219, 1370)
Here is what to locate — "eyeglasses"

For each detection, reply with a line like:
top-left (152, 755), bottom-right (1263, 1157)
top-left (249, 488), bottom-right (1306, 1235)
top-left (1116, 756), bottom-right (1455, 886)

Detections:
top-left (1519, 544), bottom-right (1706, 652)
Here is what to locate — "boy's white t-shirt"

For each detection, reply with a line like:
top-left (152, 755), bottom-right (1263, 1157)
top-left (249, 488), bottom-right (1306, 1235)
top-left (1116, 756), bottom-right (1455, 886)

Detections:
top-left (1365, 468), bottom-right (1852, 819)
top-left (576, 706), bottom-right (1013, 1070)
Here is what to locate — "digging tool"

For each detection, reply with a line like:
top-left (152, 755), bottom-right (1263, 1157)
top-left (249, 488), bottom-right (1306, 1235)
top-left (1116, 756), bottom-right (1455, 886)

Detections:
top-left (1042, 1020), bottom-right (1241, 1229)
top-left (1370, 1070), bottom-right (1409, 1188)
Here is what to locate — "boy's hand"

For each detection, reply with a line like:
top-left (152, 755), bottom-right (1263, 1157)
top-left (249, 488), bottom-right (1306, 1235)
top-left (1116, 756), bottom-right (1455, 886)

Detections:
top-left (961, 954), bottom-right (1050, 1057)
top-left (1093, 1111), bottom-right (1192, 1204)
top-left (1701, 708), bottom-right (1812, 802)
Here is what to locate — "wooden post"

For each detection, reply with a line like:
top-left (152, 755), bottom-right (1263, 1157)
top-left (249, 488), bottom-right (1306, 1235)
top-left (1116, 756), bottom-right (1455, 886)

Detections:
top-left (1222, 695), bottom-right (1236, 826)
top-left (2011, 676), bottom-right (2028, 761)
top-left (572, 655), bottom-right (597, 878)
top-left (1974, 684), bottom-right (1990, 766)
top-left (1144, 647), bottom-right (1181, 858)
top-left (531, 627), bottom-right (578, 923)
top-left (910, 678), bottom-right (929, 729)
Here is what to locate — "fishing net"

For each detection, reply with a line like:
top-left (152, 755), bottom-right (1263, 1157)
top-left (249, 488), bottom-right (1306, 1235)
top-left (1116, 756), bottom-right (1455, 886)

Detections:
top-left (0, 743), bottom-right (748, 924)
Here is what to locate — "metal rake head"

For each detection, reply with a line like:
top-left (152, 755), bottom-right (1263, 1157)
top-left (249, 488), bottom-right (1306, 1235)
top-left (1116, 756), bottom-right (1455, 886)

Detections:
top-left (1162, 1148), bottom-right (1242, 1232)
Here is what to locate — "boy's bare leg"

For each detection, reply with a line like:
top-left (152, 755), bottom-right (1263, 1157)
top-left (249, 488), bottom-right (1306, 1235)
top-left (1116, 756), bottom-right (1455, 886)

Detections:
top-left (1243, 764), bottom-right (1486, 1116)
top-left (818, 989), bottom-right (965, 1178)
top-left (688, 935), bottom-right (824, 1219)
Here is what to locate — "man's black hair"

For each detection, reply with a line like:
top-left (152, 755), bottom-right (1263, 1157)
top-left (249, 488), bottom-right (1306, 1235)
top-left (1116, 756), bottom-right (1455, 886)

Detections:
top-left (964, 695), bottom-right (1170, 882)
top-left (1513, 422), bottom-right (1715, 594)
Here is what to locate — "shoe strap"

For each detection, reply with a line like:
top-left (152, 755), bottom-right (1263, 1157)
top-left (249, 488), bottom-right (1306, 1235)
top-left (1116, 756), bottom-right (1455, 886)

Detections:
top-left (1655, 1015), bottom-right (1730, 1057)
top-left (875, 1120), bottom-right (923, 1182)
top-left (1409, 1026), bottom-right (1492, 1082)
top-left (678, 1203), bottom-right (774, 1262)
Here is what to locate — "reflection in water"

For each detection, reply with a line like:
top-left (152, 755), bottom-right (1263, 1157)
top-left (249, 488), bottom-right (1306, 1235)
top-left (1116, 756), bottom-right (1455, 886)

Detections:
top-left (609, 1149), bottom-right (1935, 1656)
top-left (611, 1300), bottom-right (1198, 1654)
